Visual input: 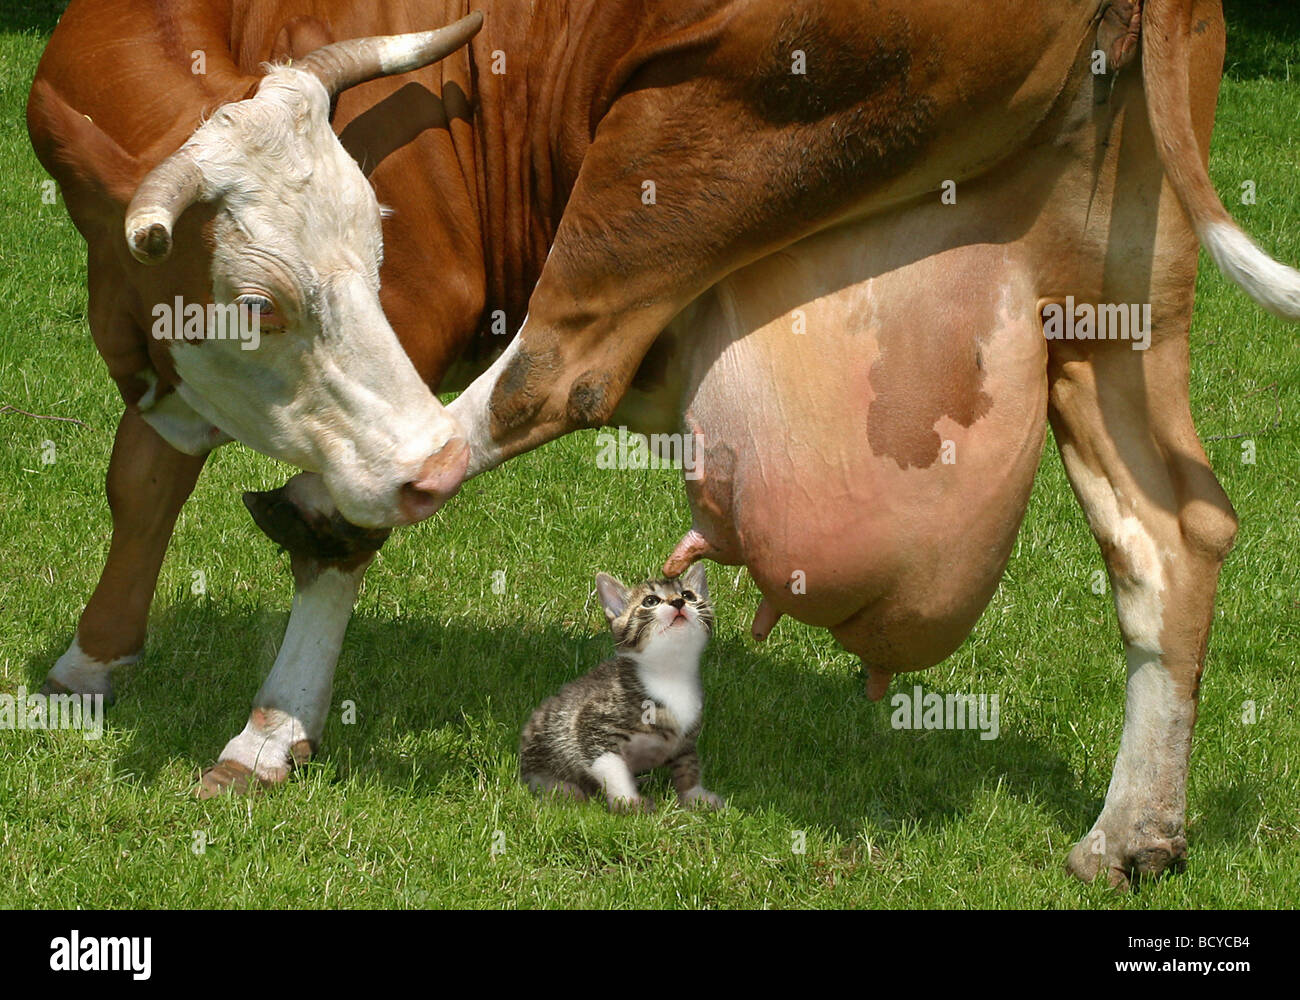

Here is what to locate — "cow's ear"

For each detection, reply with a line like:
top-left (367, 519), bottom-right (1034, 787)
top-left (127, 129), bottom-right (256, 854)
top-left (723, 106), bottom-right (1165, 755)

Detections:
top-left (27, 77), bottom-right (144, 214)
top-left (595, 573), bottom-right (630, 623)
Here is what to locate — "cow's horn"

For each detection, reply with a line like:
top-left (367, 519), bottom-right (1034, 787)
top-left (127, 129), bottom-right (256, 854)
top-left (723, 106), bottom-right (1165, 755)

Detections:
top-left (296, 11), bottom-right (484, 97)
top-left (123, 144), bottom-right (206, 264)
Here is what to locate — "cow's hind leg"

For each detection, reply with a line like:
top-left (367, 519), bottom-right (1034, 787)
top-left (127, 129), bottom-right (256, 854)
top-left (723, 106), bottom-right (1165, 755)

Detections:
top-left (43, 410), bottom-right (205, 701)
top-left (198, 473), bottom-right (382, 796)
top-left (1049, 333), bottom-right (1237, 887)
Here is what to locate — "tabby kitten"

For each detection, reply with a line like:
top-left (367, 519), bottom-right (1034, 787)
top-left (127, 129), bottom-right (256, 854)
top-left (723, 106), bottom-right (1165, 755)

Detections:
top-left (519, 563), bottom-right (723, 811)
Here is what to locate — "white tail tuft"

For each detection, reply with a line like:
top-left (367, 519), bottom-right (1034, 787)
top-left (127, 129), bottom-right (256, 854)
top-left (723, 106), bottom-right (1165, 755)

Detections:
top-left (1200, 221), bottom-right (1300, 321)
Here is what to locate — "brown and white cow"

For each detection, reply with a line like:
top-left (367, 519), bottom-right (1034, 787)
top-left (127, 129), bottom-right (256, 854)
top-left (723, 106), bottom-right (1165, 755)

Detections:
top-left (26, 0), bottom-right (1298, 886)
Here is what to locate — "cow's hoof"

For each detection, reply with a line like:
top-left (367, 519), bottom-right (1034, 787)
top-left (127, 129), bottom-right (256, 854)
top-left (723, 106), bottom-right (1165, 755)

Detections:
top-left (1066, 826), bottom-right (1188, 889)
top-left (38, 675), bottom-right (114, 706)
top-left (194, 739), bottom-right (314, 799)
top-left (196, 760), bottom-right (267, 799)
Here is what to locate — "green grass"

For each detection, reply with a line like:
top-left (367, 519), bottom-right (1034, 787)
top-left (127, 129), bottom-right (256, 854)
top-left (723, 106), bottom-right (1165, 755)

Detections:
top-left (1, 4), bottom-right (1297, 909)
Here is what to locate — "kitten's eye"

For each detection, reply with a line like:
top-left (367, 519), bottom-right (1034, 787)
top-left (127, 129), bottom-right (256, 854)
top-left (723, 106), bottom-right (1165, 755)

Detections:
top-left (641, 595), bottom-right (660, 607)
top-left (682, 590), bottom-right (696, 602)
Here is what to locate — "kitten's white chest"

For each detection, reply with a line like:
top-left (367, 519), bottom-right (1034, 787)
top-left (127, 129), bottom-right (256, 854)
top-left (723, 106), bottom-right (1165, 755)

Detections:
top-left (634, 643), bottom-right (704, 734)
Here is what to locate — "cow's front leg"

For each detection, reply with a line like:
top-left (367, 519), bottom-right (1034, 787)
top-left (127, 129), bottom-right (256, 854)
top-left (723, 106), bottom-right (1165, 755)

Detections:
top-left (198, 473), bottom-right (385, 797)
top-left (448, 42), bottom-right (927, 471)
top-left (43, 409), bottom-right (206, 701)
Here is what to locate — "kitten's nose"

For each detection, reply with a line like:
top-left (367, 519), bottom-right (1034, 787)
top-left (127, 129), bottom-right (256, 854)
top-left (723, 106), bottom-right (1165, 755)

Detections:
top-left (670, 597), bottom-right (685, 609)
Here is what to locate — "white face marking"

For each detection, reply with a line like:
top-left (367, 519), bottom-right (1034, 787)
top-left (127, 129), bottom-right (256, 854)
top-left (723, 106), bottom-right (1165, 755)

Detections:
top-left (216, 562), bottom-right (365, 780)
top-left (159, 68), bottom-right (463, 528)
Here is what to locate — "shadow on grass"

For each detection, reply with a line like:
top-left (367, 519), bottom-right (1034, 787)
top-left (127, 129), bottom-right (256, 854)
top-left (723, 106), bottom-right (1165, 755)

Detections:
top-left (19, 598), bottom-right (1118, 850)
top-left (0, 0), bottom-right (66, 34)
top-left (1195, 779), bottom-right (1266, 848)
top-left (1223, 0), bottom-right (1300, 81)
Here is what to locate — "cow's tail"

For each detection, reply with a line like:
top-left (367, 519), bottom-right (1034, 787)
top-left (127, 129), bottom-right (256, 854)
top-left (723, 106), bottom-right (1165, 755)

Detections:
top-left (1142, 0), bottom-right (1300, 320)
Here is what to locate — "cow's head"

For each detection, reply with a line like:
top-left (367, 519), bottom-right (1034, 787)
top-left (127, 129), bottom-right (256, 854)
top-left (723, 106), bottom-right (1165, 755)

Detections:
top-left (119, 14), bottom-right (482, 528)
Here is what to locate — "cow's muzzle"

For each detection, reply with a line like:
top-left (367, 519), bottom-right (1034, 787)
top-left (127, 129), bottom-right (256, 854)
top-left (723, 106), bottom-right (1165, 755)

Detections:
top-left (397, 436), bottom-right (470, 525)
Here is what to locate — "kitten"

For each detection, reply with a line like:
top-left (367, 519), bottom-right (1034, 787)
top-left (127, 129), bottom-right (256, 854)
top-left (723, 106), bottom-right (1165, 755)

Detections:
top-left (519, 563), bottom-right (723, 812)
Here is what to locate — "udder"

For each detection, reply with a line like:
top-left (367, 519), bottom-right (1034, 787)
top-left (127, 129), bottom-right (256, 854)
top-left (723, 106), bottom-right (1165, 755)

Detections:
top-left (671, 225), bottom-right (1047, 676)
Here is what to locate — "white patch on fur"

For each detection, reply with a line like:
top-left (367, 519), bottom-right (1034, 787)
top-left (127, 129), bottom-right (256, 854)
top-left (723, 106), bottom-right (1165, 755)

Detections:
top-left (447, 315), bottom-right (527, 477)
top-left (589, 751), bottom-right (639, 802)
top-left (1201, 221), bottom-right (1300, 320)
top-left (217, 563), bottom-right (364, 779)
top-left (449, 245), bottom-right (553, 478)
top-left (148, 67), bottom-right (463, 529)
top-left (1104, 646), bottom-right (1187, 808)
top-left (135, 368), bottom-right (231, 456)
top-left (1059, 446), bottom-right (1192, 828)
top-left (630, 636), bottom-right (706, 734)
top-left (47, 636), bottom-right (137, 697)
top-left (1059, 446), bottom-right (1166, 653)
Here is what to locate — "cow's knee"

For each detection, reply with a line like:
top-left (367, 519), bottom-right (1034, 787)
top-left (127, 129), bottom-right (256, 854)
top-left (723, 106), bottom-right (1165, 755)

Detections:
top-left (1179, 496), bottom-right (1238, 564)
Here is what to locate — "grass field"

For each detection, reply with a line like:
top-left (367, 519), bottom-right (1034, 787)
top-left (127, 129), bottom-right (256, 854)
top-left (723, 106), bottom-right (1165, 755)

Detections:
top-left (0, 3), bottom-right (1297, 909)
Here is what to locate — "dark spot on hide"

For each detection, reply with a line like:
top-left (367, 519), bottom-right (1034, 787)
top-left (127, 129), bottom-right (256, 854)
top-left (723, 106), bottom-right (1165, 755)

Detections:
top-left (754, 8), bottom-right (918, 125)
top-left (243, 488), bottom-right (389, 563)
top-left (566, 370), bottom-right (615, 427)
top-left (489, 342), bottom-right (562, 434)
top-left (746, 7), bottom-right (937, 210)
top-left (866, 340), bottom-right (993, 470)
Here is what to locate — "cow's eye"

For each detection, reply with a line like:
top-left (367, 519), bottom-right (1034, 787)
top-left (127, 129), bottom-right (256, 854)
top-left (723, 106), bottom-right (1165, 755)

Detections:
top-left (236, 293), bottom-right (283, 329)
top-left (642, 595), bottom-right (660, 607)
top-left (682, 590), bottom-right (696, 602)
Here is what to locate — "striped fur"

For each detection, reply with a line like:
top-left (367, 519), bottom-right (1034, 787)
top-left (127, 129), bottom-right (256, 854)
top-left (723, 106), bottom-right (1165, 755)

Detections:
top-left (519, 564), bottom-right (723, 810)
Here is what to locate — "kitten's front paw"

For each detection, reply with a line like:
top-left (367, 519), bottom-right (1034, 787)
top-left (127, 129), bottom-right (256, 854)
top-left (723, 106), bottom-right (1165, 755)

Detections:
top-left (609, 794), bottom-right (656, 814)
top-left (680, 785), bottom-right (725, 810)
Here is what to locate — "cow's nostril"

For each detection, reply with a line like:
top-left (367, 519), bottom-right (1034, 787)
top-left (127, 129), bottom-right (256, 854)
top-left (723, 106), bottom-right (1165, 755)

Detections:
top-left (397, 437), bottom-right (470, 524)
top-left (398, 480), bottom-right (442, 524)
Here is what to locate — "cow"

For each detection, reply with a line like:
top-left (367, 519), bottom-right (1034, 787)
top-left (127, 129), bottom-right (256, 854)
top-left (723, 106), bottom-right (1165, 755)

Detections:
top-left (25, 0), bottom-right (1298, 888)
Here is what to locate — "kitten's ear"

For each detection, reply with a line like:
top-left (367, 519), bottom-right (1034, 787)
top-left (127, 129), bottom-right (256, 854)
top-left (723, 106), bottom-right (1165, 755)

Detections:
top-left (683, 562), bottom-right (708, 601)
top-left (595, 573), bottom-right (631, 622)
